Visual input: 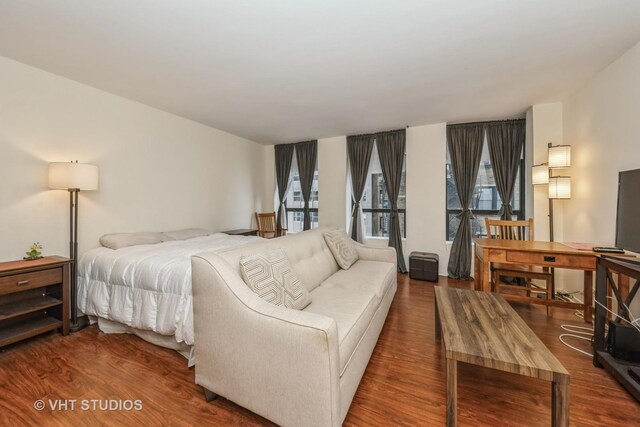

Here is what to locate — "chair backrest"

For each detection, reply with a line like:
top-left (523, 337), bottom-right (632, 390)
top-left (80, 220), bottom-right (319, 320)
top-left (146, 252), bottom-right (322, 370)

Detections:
top-left (255, 212), bottom-right (277, 238)
top-left (485, 218), bottom-right (533, 241)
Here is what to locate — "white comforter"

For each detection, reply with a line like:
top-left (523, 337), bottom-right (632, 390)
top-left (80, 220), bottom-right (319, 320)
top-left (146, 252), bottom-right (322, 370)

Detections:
top-left (78, 233), bottom-right (259, 346)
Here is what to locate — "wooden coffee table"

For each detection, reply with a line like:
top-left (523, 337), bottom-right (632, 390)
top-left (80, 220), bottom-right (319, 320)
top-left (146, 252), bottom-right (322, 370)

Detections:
top-left (434, 286), bottom-right (570, 427)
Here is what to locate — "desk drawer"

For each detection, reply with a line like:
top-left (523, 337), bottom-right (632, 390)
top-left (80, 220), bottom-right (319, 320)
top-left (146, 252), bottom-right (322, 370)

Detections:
top-left (506, 252), bottom-right (595, 270)
top-left (0, 268), bottom-right (63, 295)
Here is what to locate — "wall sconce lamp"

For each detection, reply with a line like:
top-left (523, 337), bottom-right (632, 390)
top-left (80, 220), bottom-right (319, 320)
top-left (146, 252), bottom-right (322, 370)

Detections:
top-left (532, 143), bottom-right (571, 241)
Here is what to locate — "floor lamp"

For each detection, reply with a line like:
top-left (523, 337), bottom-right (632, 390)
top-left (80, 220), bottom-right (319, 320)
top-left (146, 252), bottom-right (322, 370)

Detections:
top-left (49, 161), bottom-right (99, 332)
top-left (532, 143), bottom-right (571, 242)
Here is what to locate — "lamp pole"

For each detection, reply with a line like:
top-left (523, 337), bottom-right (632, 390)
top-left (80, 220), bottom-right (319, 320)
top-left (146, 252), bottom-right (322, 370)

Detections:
top-left (548, 143), bottom-right (554, 242)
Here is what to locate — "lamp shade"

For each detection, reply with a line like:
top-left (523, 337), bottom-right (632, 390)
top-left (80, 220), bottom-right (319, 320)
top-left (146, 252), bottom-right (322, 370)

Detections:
top-left (532, 164), bottom-right (549, 185)
top-left (548, 177), bottom-right (571, 199)
top-left (548, 145), bottom-right (571, 168)
top-left (48, 162), bottom-right (99, 190)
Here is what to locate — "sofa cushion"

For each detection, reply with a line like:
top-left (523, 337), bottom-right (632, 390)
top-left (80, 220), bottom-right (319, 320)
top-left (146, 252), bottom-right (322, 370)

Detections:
top-left (216, 228), bottom-right (340, 293)
top-left (304, 286), bottom-right (377, 376)
top-left (321, 260), bottom-right (395, 305)
top-left (239, 249), bottom-right (311, 310)
top-left (323, 230), bottom-right (359, 270)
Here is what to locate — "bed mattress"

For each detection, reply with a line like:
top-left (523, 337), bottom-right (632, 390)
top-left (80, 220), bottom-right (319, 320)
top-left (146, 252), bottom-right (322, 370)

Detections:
top-left (78, 233), bottom-right (259, 347)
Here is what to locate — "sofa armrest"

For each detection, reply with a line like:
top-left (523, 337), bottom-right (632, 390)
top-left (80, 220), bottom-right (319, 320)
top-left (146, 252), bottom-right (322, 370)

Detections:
top-left (353, 242), bottom-right (397, 270)
top-left (191, 252), bottom-right (342, 427)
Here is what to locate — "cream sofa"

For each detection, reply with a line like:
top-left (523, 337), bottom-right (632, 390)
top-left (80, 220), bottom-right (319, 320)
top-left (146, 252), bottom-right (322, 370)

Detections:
top-left (191, 227), bottom-right (397, 427)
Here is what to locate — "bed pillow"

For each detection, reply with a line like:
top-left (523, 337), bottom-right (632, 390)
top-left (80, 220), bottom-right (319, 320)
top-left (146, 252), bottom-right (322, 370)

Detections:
top-left (239, 249), bottom-right (311, 310)
top-left (323, 229), bottom-right (359, 270)
top-left (99, 232), bottom-right (166, 250)
top-left (161, 228), bottom-right (212, 241)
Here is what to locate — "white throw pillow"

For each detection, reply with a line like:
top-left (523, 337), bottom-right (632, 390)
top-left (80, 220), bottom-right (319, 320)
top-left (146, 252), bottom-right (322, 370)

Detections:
top-left (239, 249), bottom-right (311, 310)
top-left (161, 228), bottom-right (212, 241)
top-left (323, 230), bottom-right (359, 270)
top-left (99, 232), bottom-right (166, 250)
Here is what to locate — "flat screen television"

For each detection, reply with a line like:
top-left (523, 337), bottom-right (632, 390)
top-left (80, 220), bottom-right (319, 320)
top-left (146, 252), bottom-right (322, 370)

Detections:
top-left (615, 168), bottom-right (640, 253)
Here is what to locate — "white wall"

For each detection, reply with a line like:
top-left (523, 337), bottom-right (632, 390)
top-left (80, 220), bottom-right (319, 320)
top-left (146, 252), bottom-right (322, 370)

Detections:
top-left (530, 102), bottom-right (564, 242)
top-left (317, 136), bottom-right (348, 230)
top-left (0, 56), bottom-right (270, 262)
top-left (405, 124), bottom-right (449, 275)
top-left (561, 41), bottom-right (640, 300)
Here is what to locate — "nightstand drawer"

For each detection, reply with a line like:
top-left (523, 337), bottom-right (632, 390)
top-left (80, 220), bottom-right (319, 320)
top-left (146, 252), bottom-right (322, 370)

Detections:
top-left (0, 268), bottom-right (63, 295)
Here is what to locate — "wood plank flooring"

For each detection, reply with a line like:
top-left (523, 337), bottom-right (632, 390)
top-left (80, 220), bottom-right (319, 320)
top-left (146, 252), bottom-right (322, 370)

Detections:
top-left (0, 275), bottom-right (638, 426)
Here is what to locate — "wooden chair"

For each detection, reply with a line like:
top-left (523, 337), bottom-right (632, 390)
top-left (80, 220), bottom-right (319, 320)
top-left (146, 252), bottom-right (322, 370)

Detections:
top-left (485, 218), bottom-right (555, 316)
top-left (255, 212), bottom-right (286, 239)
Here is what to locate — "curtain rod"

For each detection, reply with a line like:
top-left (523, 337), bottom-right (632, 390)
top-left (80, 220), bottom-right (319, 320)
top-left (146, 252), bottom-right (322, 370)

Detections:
top-left (274, 139), bottom-right (317, 147)
top-left (447, 118), bottom-right (525, 127)
top-left (347, 127), bottom-right (407, 138)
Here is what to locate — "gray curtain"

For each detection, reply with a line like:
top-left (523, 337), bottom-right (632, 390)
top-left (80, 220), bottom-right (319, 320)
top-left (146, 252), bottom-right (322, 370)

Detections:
top-left (295, 140), bottom-right (318, 231)
top-left (486, 120), bottom-right (525, 219)
top-left (274, 144), bottom-right (294, 232)
top-left (347, 134), bottom-right (375, 242)
top-left (376, 129), bottom-right (408, 273)
top-left (447, 124), bottom-right (484, 279)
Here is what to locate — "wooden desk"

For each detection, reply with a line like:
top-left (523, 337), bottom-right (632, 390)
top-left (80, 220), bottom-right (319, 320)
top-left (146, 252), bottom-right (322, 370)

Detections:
top-left (434, 286), bottom-right (570, 426)
top-left (473, 238), bottom-right (599, 321)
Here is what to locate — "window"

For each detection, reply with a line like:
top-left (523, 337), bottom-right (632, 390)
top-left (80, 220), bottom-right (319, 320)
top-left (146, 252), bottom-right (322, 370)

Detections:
top-left (285, 155), bottom-right (319, 233)
top-left (446, 138), bottom-right (525, 240)
top-left (356, 143), bottom-right (406, 238)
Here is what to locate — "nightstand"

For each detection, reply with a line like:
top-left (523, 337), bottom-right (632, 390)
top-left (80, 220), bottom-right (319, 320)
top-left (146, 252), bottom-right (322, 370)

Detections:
top-left (223, 229), bottom-right (259, 236)
top-left (0, 256), bottom-right (71, 348)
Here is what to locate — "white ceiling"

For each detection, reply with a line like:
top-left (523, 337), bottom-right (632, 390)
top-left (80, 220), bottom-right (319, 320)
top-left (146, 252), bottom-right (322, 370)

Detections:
top-left (1, 1), bottom-right (639, 145)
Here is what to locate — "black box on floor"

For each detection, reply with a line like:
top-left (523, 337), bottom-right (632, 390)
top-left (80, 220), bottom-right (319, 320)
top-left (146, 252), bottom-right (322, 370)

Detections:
top-left (409, 252), bottom-right (439, 282)
top-left (607, 321), bottom-right (640, 363)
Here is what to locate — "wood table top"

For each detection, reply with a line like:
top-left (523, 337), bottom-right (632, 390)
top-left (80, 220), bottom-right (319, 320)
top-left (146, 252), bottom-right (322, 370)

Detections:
top-left (0, 256), bottom-right (71, 274)
top-left (435, 286), bottom-right (569, 383)
top-left (473, 238), bottom-right (599, 254)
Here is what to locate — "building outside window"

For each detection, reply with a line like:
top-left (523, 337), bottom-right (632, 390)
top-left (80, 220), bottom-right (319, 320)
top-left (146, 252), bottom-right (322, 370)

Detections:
top-left (285, 155), bottom-right (319, 233)
top-left (356, 143), bottom-right (406, 238)
top-left (446, 140), bottom-right (524, 240)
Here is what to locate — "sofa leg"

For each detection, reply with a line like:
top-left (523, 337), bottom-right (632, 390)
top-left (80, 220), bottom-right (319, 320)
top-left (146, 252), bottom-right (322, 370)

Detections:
top-left (203, 388), bottom-right (219, 402)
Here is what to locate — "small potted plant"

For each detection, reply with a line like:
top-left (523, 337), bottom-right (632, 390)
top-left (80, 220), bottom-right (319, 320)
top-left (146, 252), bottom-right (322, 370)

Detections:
top-left (24, 242), bottom-right (43, 261)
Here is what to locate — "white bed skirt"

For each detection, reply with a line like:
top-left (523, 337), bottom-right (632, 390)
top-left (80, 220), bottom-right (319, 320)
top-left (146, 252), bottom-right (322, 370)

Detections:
top-left (93, 316), bottom-right (196, 367)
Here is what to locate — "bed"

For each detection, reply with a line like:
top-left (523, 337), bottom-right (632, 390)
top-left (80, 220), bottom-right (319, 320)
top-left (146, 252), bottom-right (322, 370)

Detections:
top-left (77, 232), bottom-right (260, 365)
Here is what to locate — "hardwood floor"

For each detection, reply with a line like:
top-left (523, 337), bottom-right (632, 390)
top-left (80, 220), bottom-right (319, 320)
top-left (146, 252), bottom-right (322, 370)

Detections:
top-left (0, 275), bottom-right (638, 426)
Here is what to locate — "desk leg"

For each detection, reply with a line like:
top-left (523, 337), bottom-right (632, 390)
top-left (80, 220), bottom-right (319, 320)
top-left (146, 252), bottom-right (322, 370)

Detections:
top-left (551, 381), bottom-right (569, 427)
top-left (482, 256), bottom-right (491, 293)
top-left (584, 271), bottom-right (593, 323)
top-left (446, 358), bottom-right (457, 427)
top-left (474, 253), bottom-right (481, 291)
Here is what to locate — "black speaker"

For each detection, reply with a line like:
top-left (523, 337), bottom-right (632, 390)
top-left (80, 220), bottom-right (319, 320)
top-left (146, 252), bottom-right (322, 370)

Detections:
top-left (607, 321), bottom-right (640, 362)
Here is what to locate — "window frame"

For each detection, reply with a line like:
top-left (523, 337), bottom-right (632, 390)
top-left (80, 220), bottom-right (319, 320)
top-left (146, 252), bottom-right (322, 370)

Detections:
top-left (352, 144), bottom-right (407, 239)
top-left (358, 207), bottom-right (407, 238)
top-left (284, 169), bottom-right (319, 232)
top-left (445, 155), bottom-right (526, 240)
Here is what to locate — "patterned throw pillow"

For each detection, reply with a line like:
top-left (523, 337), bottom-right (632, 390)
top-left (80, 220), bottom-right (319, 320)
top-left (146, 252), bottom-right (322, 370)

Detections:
top-left (323, 230), bottom-right (359, 270)
top-left (239, 249), bottom-right (311, 310)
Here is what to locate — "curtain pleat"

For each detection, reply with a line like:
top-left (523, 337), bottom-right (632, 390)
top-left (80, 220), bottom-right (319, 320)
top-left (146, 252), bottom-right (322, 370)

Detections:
top-left (376, 129), bottom-right (408, 273)
top-left (347, 134), bottom-right (375, 242)
top-left (486, 120), bottom-right (526, 219)
top-left (446, 124), bottom-right (484, 279)
top-left (274, 144), bottom-right (295, 233)
top-left (295, 140), bottom-right (318, 231)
